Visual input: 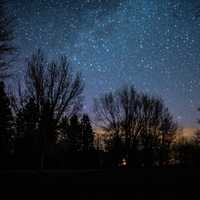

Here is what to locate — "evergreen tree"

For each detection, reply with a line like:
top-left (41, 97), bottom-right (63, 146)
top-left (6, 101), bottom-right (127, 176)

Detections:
top-left (14, 97), bottom-right (40, 168)
top-left (67, 115), bottom-right (82, 152)
top-left (81, 114), bottom-right (94, 151)
top-left (58, 116), bottom-right (70, 141)
top-left (16, 97), bottom-right (39, 138)
top-left (0, 81), bottom-right (13, 155)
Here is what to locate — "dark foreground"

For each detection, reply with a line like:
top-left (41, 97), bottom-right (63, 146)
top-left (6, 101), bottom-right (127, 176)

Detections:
top-left (0, 169), bottom-right (199, 199)
top-left (0, 168), bottom-right (199, 184)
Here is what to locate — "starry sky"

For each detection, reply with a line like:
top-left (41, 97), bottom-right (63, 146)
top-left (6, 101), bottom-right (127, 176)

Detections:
top-left (7, 0), bottom-right (200, 128)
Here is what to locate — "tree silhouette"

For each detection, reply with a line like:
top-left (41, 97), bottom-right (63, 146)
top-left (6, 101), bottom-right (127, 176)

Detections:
top-left (138, 94), bottom-right (177, 167)
top-left (0, 81), bottom-right (13, 158)
top-left (0, 0), bottom-right (15, 77)
top-left (19, 49), bottom-right (84, 168)
top-left (67, 114), bottom-right (82, 152)
top-left (94, 85), bottom-right (177, 167)
top-left (81, 114), bottom-right (94, 151)
top-left (14, 97), bottom-right (40, 168)
top-left (192, 129), bottom-right (200, 145)
top-left (173, 139), bottom-right (199, 167)
top-left (105, 133), bottom-right (124, 167)
top-left (15, 97), bottom-right (39, 138)
top-left (58, 116), bottom-right (70, 143)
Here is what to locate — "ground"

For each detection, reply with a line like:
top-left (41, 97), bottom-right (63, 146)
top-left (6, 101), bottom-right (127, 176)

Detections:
top-left (0, 169), bottom-right (198, 199)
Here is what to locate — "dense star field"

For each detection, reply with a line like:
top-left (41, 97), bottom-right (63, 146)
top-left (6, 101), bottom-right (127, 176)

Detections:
top-left (8, 0), bottom-right (200, 128)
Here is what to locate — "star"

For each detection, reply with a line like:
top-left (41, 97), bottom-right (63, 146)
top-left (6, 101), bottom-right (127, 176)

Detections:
top-left (9, 0), bottom-right (200, 128)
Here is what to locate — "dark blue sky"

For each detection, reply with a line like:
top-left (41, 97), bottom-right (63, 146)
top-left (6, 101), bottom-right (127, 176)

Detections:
top-left (8, 0), bottom-right (200, 128)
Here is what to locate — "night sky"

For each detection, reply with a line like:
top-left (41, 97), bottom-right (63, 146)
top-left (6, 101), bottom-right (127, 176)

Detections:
top-left (8, 0), bottom-right (200, 128)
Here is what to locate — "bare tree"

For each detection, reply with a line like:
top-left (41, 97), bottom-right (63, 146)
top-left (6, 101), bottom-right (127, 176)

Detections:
top-left (118, 86), bottom-right (143, 155)
top-left (94, 92), bottom-right (121, 136)
top-left (94, 85), bottom-right (177, 167)
top-left (25, 50), bottom-right (84, 120)
top-left (138, 94), bottom-right (177, 166)
top-left (20, 49), bottom-right (84, 168)
top-left (94, 86), bottom-right (142, 166)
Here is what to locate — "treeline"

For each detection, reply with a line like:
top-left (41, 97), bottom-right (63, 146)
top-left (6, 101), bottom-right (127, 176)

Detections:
top-left (0, 50), bottom-right (96, 169)
top-left (94, 86), bottom-right (177, 167)
top-left (1, 0), bottom-right (200, 169)
top-left (0, 50), bottom-right (200, 169)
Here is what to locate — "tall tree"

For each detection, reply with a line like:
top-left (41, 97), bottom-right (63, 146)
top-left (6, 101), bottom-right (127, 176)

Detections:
top-left (67, 114), bottom-right (82, 152)
top-left (94, 85), bottom-right (177, 167)
top-left (0, 81), bottom-right (13, 155)
top-left (0, 0), bottom-right (15, 77)
top-left (15, 97), bottom-right (39, 138)
top-left (138, 94), bottom-right (177, 167)
top-left (14, 97), bottom-right (41, 168)
top-left (94, 86), bottom-right (143, 166)
top-left (21, 49), bottom-right (84, 168)
top-left (81, 114), bottom-right (94, 151)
